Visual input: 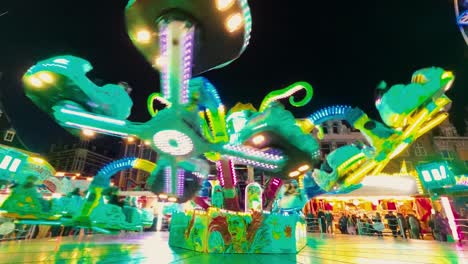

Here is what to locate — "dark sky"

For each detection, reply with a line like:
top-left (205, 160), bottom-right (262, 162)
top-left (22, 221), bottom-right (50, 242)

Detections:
top-left (0, 0), bottom-right (467, 153)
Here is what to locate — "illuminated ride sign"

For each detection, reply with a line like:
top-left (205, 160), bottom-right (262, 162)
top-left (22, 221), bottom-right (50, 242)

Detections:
top-left (415, 161), bottom-right (456, 191)
top-left (455, 175), bottom-right (468, 186)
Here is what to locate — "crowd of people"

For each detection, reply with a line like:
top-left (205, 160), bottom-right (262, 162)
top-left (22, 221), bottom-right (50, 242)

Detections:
top-left (308, 209), bottom-right (453, 241)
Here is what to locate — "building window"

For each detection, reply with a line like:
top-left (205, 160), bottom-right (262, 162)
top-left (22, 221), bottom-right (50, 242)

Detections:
top-left (4, 130), bottom-right (15, 142)
top-left (322, 126), bottom-right (328, 134)
top-left (320, 143), bottom-right (331, 157)
top-left (437, 141), bottom-right (449, 150)
top-left (332, 123), bottom-right (339, 134)
top-left (443, 127), bottom-right (458, 137)
top-left (413, 142), bottom-right (426, 156)
top-left (440, 150), bottom-right (454, 160)
top-left (336, 142), bottom-right (346, 148)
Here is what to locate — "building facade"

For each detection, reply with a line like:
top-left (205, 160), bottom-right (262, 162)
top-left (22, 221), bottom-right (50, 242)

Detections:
top-left (0, 107), bottom-right (24, 149)
top-left (0, 78), bottom-right (26, 149)
top-left (382, 119), bottom-right (467, 175)
top-left (316, 119), bottom-right (468, 176)
top-left (318, 120), bottom-right (365, 158)
top-left (47, 140), bottom-right (115, 176)
top-left (116, 138), bottom-right (158, 190)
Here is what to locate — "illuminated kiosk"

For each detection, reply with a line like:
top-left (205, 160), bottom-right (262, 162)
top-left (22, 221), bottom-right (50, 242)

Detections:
top-left (0, 144), bottom-right (56, 220)
top-left (0, 148), bottom-right (155, 234)
top-left (16, 0), bottom-right (455, 255)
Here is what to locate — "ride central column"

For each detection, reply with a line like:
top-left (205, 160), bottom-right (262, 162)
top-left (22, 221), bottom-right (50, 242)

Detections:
top-left (158, 19), bottom-right (195, 108)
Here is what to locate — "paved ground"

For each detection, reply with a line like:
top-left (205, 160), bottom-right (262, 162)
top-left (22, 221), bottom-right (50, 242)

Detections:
top-left (0, 232), bottom-right (466, 263)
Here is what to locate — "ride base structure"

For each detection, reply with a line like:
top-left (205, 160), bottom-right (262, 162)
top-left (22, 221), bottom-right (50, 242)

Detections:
top-left (170, 208), bottom-right (306, 254)
top-left (1, 0), bottom-right (456, 254)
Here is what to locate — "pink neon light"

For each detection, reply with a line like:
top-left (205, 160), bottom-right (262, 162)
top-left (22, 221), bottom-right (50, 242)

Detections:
top-left (216, 161), bottom-right (225, 187)
top-left (441, 196), bottom-right (459, 241)
top-left (229, 159), bottom-right (237, 186)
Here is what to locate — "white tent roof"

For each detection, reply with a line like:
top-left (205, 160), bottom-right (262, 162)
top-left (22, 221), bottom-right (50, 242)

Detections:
top-left (318, 175), bottom-right (420, 198)
top-left (118, 191), bottom-right (157, 197)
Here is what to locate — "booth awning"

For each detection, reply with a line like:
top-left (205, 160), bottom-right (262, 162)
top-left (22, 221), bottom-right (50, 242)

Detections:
top-left (118, 191), bottom-right (157, 197)
top-left (317, 175), bottom-right (420, 199)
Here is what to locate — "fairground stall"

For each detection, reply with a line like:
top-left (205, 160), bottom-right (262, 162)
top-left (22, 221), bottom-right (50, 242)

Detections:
top-left (416, 161), bottom-right (468, 242)
top-left (306, 171), bottom-right (434, 236)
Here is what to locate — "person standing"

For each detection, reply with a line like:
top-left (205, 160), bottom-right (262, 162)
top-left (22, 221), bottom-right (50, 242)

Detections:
top-left (372, 212), bottom-right (384, 237)
top-left (317, 209), bottom-right (326, 233)
top-left (385, 211), bottom-right (399, 237)
top-left (325, 210), bottom-right (334, 234)
top-left (347, 214), bottom-right (357, 235)
top-left (408, 213), bottom-right (421, 239)
top-left (397, 212), bottom-right (408, 238)
top-left (339, 213), bottom-right (348, 234)
top-left (434, 211), bottom-right (448, 241)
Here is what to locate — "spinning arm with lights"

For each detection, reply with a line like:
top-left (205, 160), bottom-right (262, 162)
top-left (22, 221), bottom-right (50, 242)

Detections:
top-left (306, 67), bottom-right (454, 195)
top-left (454, 0), bottom-right (468, 45)
top-left (16, 0), bottom-right (455, 228)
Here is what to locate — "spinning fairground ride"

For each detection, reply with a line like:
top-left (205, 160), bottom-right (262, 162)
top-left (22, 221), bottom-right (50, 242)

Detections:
top-left (455, 0), bottom-right (468, 45)
top-left (0, 0), bottom-right (456, 254)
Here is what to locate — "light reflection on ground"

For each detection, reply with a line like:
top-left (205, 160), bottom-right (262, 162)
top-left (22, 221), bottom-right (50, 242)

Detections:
top-left (0, 232), bottom-right (466, 263)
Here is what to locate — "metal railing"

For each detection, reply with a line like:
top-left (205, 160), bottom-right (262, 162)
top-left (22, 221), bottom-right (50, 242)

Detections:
top-left (455, 218), bottom-right (468, 241)
top-left (356, 219), bottom-right (406, 238)
top-left (305, 217), bottom-right (322, 233)
top-left (0, 223), bottom-right (36, 241)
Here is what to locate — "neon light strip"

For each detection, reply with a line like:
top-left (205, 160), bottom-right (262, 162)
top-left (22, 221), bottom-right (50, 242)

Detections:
top-left (388, 142), bottom-right (409, 159)
top-left (344, 160), bottom-right (377, 186)
top-left (177, 168), bottom-right (185, 197)
top-left (216, 161), bottom-right (225, 187)
top-left (259, 83), bottom-right (310, 112)
top-left (180, 27), bottom-right (194, 104)
top-left (441, 196), bottom-right (459, 241)
top-left (308, 105), bottom-right (352, 124)
top-left (315, 195), bottom-right (415, 200)
top-left (159, 24), bottom-right (170, 98)
top-left (223, 144), bottom-right (284, 161)
top-left (64, 122), bottom-right (128, 137)
top-left (402, 109), bottom-right (428, 139)
top-left (164, 167), bottom-right (172, 194)
top-left (229, 160), bottom-right (237, 186)
top-left (240, 0), bottom-right (252, 52)
top-left (0, 156), bottom-right (12, 169)
top-left (8, 159), bottom-right (21, 172)
top-left (191, 171), bottom-right (205, 179)
top-left (227, 156), bottom-right (278, 170)
top-left (336, 152), bottom-right (366, 173)
top-left (60, 108), bottom-right (125, 125)
top-left (416, 113), bottom-right (448, 138)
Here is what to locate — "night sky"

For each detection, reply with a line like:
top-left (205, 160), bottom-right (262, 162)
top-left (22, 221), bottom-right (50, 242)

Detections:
top-left (0, 0), bottom-right (466, 154)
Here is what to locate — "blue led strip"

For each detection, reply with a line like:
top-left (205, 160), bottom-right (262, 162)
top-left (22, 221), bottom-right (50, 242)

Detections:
top-left (307, 105), bottom-right (353, 125)
top-left (93, 157), bottom-right (137, 187)
top-left (457, 10), bottom-right (468, 26)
